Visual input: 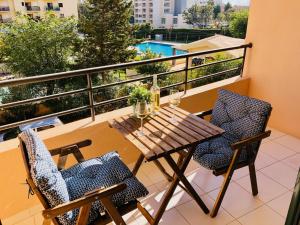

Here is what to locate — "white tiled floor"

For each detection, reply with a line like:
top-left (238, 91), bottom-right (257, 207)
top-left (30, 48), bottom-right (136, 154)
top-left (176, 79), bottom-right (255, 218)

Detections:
top-left (2, 128), bottom-right (299, 225)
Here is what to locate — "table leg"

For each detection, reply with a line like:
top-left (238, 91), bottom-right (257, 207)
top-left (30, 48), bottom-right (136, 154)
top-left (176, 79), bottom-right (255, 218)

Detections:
top-left (153, 159), bottom-right (173, 182)
top-left (132, 153), bottom-right (144, 176)
top-left (152, 176), bottom-right (180, 225)
top-left (164, 154), bottom-right (209, 214)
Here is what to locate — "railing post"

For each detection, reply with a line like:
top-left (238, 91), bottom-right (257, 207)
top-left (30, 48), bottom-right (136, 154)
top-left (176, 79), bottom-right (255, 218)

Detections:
top-left (240, 43), bottom-right (253, 77)
top-left (184, 56), bottom-right (189, 94)
top-left (86, 74), bottom-right (95, 121)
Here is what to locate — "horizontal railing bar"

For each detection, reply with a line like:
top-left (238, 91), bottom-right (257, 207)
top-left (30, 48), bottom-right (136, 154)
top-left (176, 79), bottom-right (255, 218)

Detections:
top-left (92, 69), bottom-right (186, 90)
top-left (94, 95), bottom-right (129, 108)
top-left (0, 106), bottom-right (90, 131)
top-left (189, 56), bottom-right (243, 70)
top-left (0, 105), bottom-right (90, 132)
top-left (161, 81), bottom-right (186, 90)
top-left (0, 88), bottom-right (88, 109)
top-left (93, 81), bottom-right (186, 107)
top-left (0, 43), bottom-right (252, 88)
top-left (187, 67), bottom-right (240, 84)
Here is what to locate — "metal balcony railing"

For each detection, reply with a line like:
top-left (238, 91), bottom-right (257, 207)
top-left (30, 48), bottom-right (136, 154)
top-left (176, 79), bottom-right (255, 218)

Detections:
top-left (0, 43), bottom-right (252, 132)
top-left (26, 6), bottom-right (41, 11)
top-left (0, 6), bottom-right (9, 11)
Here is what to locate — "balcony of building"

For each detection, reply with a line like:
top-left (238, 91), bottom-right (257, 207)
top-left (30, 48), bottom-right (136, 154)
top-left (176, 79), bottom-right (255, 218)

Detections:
top-left (0, 6), bottom-right (9, 11)
top-left (25, 6), bottom-right (41, 11)
top-left (0, 0), bottom-right (299, 225)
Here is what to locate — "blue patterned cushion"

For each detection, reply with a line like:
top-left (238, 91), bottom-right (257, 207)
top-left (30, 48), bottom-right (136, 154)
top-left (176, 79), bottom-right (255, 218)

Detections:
top-left (193, 90), bottom-right (271, 170)
top-left (60, 152), bottom-right (149, 224)
top-left (20, 129), bottom-right (72, 225)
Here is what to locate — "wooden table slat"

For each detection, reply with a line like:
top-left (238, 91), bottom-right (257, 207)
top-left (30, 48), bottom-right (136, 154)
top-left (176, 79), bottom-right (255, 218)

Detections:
top-left (172, 106), bottom-right (224, 133)
top-left (124, 116), bottom-right (174, 152)
top-left (147, 118), bottom-right (190, 146)
top-left (150, 115), bottom-right (197, 143)
top-left (156, 111), bottom-right (205, 141)
top-left (160, 108), bottom-right (212, 138)
top-left (116, 117), bottom-right (165, 156)
top-left (108, 119), bottom-right (155, 159)
top-left (142, 119), bottom-right (183, 150)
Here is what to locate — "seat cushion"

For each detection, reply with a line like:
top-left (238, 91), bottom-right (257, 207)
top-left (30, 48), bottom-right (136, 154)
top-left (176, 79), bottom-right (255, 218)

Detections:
top-left (19, 129), bottom-right (72, 225)
top-left (193, 89), bottom-right (272, 170)
top-left (61, 152), bottom-right (149, 224)
top-left (194, 136), bottom-right (248, 170)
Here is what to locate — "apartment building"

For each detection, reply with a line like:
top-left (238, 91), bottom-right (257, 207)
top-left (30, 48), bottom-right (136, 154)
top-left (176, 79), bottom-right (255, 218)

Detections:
top-left (0, 0), bottom-right (78, 22)
top-left (133, 0), bottom-right (222, 28)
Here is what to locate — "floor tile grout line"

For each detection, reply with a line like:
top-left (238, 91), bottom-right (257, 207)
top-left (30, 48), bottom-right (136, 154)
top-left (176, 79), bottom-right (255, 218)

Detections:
top-left (264, 203), bottom-right (286, 219)
top-left (271, 138), bottom-right (300, 153)
top-left (173, 206), bottom-right (192, 225)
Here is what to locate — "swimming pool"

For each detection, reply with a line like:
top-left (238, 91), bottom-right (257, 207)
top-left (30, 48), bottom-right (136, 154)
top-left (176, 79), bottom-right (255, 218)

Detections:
top-left (135, 42), bottom-right (187, 57)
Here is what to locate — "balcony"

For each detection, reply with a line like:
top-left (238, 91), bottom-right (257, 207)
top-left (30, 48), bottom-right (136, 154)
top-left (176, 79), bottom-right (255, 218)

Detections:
top-left (0, 0), bottom-right (300, 223)
top-left (0, 17), bottom-right (11, 23)
top-left (25, 6), bottom-right (41, 11)
top-left (45, 6), bottom-right (60, 11)
top-left (0, 6), bottom-right (9, 11)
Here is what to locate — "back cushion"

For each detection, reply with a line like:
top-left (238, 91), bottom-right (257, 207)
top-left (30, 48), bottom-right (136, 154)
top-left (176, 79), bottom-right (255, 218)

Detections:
top-left (211, 89), bottom-right (272, 143)
top-left (20, 129), bottom-right (72, 224)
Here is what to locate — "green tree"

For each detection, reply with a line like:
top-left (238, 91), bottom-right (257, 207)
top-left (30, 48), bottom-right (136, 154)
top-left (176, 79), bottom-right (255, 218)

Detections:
top-left (224, 2), bottom-right (232, 12)
top-left (229, 10), bottom-right (249, 38)
top-left (213, 5), bottom-right (221, 19)
top-left (0, 13), bottom-right (79, 77)
top-left (0, 14), bottom-right (89, 131)
top-left (183, 2), bottom-right (214, 28)
top-left (78, 0), bottom-right (136, 68)
top-left (136, 50), bottom-right (170, 75)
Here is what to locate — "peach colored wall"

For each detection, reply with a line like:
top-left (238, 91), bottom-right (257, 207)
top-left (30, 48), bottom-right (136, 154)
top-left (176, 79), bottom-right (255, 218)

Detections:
top-left (0, 77), bottom-right (249, 219)
top-left (244, 0), bottom-right (300, 138)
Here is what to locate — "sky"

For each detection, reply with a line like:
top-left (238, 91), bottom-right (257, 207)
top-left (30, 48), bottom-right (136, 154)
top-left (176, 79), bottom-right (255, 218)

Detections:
top-left (222, 0), bottom-right (250, 6)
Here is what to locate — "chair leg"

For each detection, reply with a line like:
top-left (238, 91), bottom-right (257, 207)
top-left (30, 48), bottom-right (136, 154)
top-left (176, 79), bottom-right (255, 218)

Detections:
top-left (211, 149), bottom-right (242, 217)
top-left (76, 203), bottom-right (92, 225)
top-left (101, 197), bottom-right (126, 225)
top-left (210, 169), bottom-right (233, 217)
top-left (42, 218), bottom-right (52, 225)
top-left (249, 163), bottom-right (258, 196)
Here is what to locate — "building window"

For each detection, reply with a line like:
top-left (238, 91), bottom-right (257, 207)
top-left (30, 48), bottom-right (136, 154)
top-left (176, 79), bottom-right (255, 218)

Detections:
top-left (161, 18), bottom-right (166, 24)
top-left (164, 9), bottom-right (170, 13)
top-left (173, 18), bottom-right (178, 24)
top-left (21, 2), bottom-right (25, 6)
top-left (60, 13), bottom-right (64, 18)
top-left (58, 3), bottom-right (63, 7)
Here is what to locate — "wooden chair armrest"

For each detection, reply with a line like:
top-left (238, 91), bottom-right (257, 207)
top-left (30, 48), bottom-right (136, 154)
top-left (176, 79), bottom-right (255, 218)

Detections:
top-left (230, 130), bottom-right (271, 150)
top-left (49, 139), bottom-right (92, 156)
top-left (42, 183), bottom-right (127, 219)
top-left (194, 109), bottom-right (213, 118)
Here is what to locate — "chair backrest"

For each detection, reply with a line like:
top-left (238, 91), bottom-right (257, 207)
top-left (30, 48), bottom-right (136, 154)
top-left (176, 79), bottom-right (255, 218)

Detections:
top-left (19, 129), bottom-right (71, 225)
top-left (211, 89), bottom-right (272, 160)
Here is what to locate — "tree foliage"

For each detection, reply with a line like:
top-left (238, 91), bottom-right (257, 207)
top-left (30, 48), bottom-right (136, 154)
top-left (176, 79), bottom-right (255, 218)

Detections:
top-left (213, 5), bottom-right (221, 19)
top-left (136, 50), bottom-right (170, 75)
top-left (229, 10), bottom-right (249, 38)
top-left (0, 14), bottom-right (88, 131)
top-left (78, 0), bottom-right (136, 68)
top-left (183, 1), bottom-right (214, 28)
top-left (224, 2), bottom-right (232, 12)
top-left (0, 13), bottom-right (79, 77)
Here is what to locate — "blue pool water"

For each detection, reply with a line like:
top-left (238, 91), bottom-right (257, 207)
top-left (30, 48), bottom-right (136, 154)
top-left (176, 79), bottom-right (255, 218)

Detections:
top-left (135, 42), bottom-right (187, 57)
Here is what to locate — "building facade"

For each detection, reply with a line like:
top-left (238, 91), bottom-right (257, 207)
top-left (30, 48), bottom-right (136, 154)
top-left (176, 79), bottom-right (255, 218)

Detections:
top-left (133, 0), bottom-right (222, 28)
top-left (0, 0), bottom-right (78, 22)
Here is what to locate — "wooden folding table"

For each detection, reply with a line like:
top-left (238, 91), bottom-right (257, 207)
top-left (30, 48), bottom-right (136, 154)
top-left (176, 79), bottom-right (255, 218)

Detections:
top-left (109, 106), bottom-right (224, 225)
